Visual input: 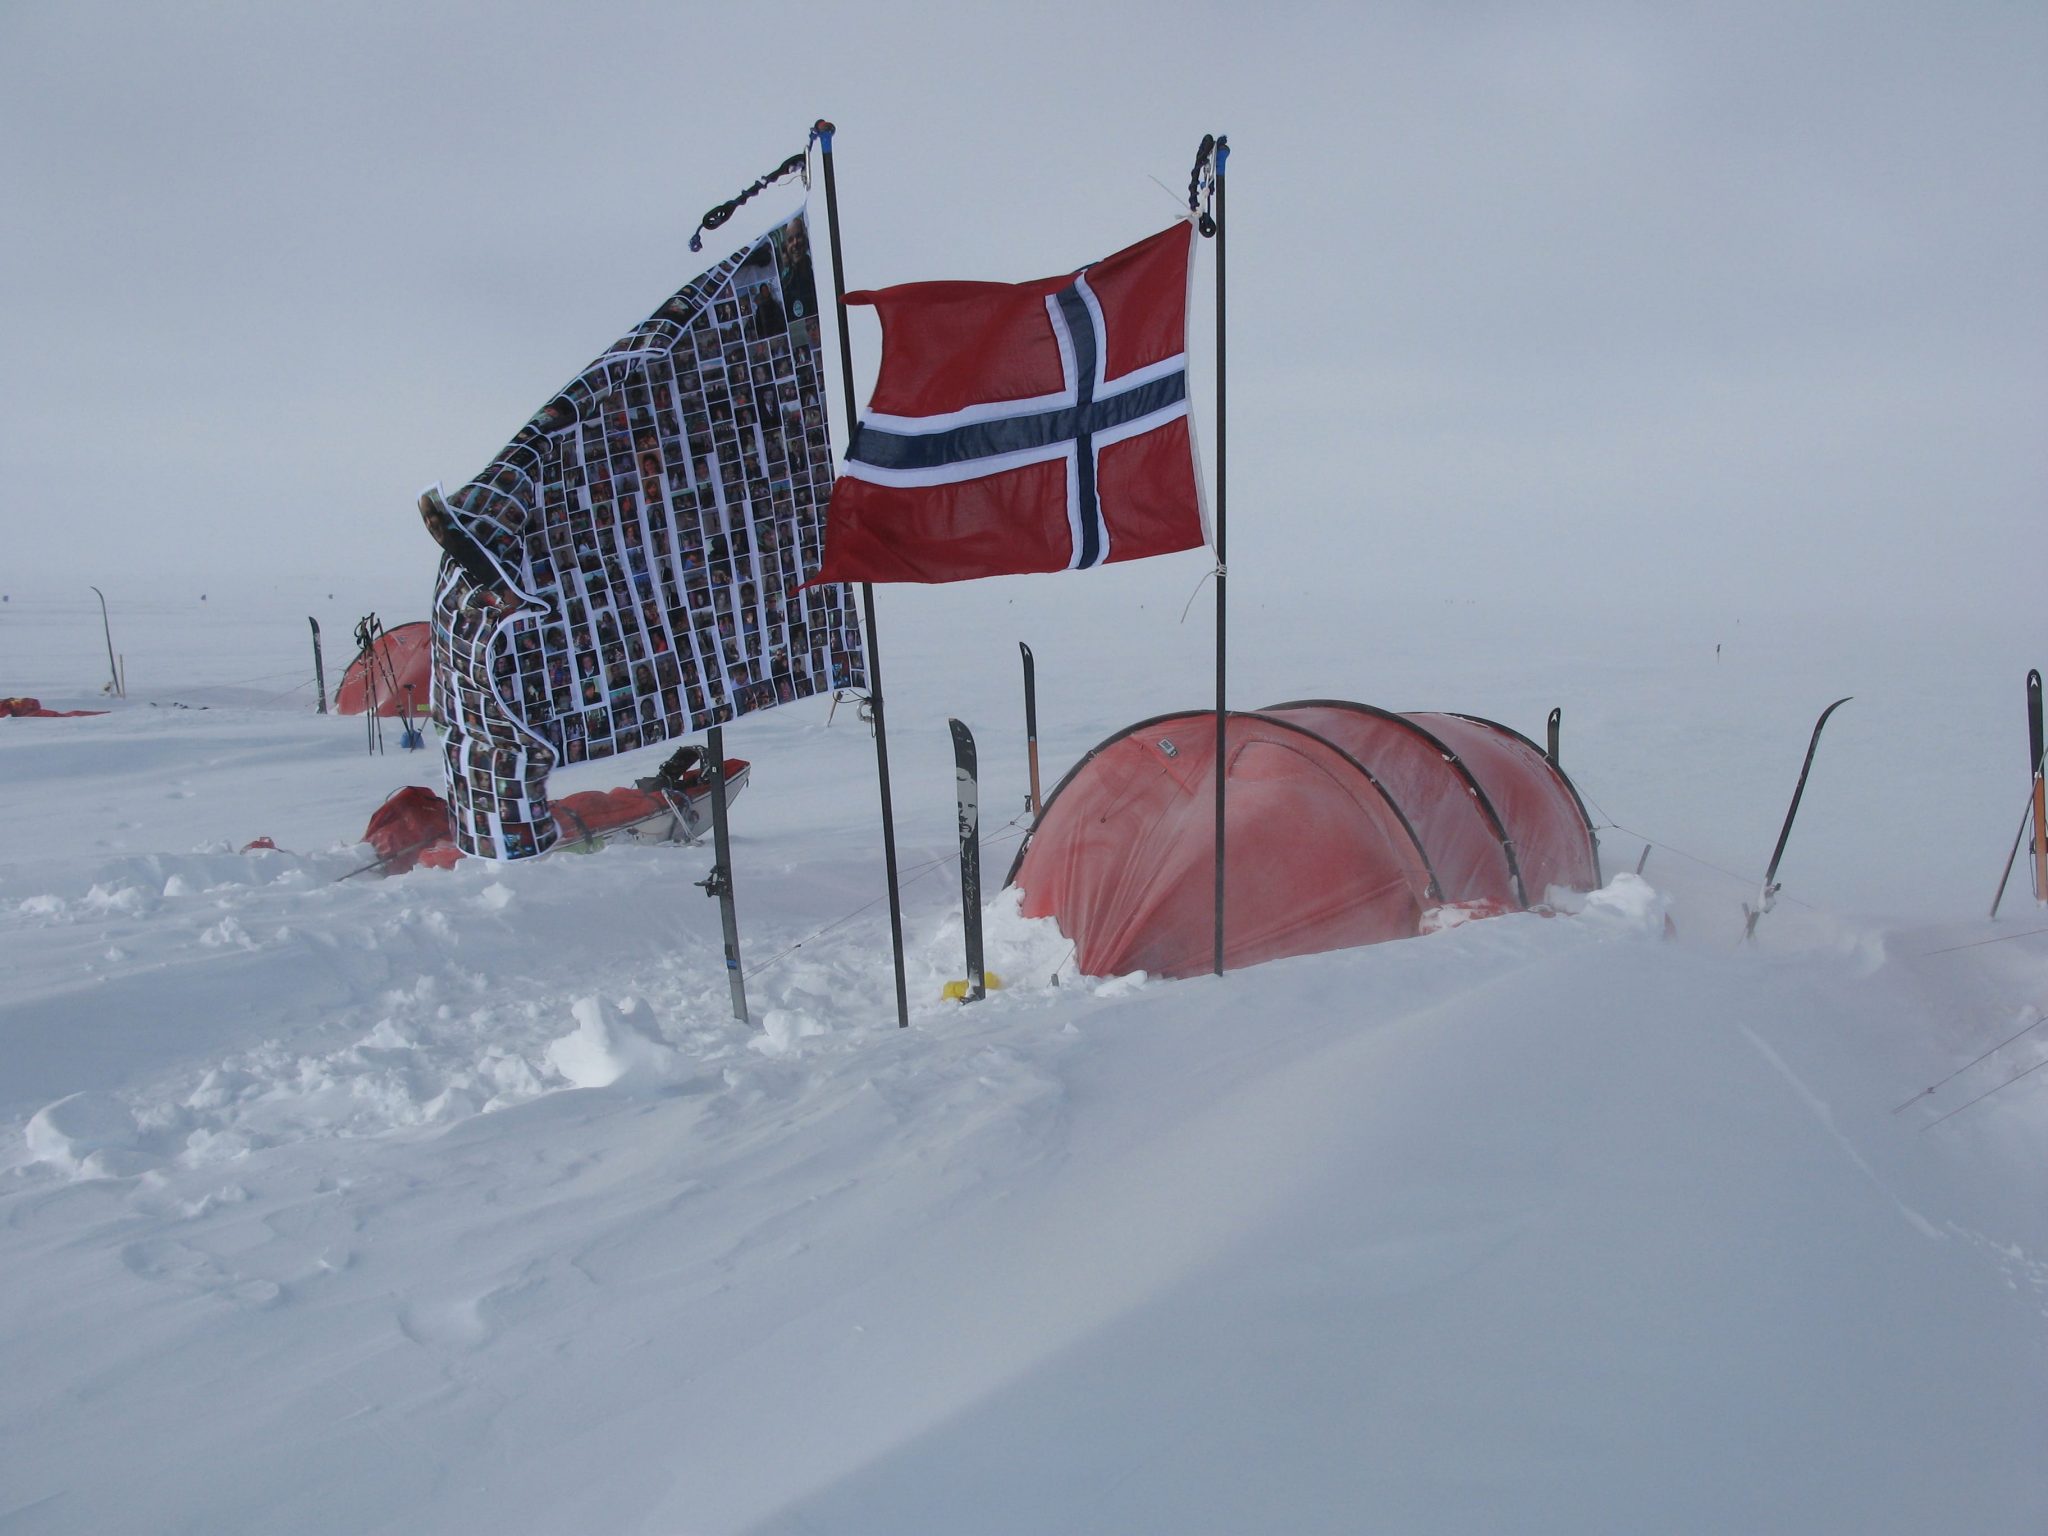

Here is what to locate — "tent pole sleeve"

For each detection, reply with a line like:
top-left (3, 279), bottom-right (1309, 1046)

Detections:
top-left (817, 120), bottom-right (910, 1029)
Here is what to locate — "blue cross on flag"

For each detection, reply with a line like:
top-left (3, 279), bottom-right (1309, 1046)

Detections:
top-left (812, 221), bottom-right (1208, 585)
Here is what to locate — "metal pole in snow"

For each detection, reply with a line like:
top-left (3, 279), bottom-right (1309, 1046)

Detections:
top-left (816, 120), bottom-right (911, 1030)
top-left (1210, 136), bottom-right (1229, 979)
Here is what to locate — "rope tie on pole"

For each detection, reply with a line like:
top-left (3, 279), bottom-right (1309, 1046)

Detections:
top-left (689, 135), bottom-right (815, 253)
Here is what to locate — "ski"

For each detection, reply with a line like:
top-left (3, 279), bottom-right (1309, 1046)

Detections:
top-left (309, 617), bottom-right (328, 714)
top-left (950, 717), bottom-right (986, 1002)
top-left (90, 586), bottom-right (121, 697)
top-left (1743, 696), bottom-right (1852, 942)
top-left (2030, 669), bottom-right (2046, 905)
top-left (1990, 672), bottom-right (2048, 918)
top-left (697, 724), bottom-right (748, 1026)
top-left (1020, 642), bottom-right (1042, 821)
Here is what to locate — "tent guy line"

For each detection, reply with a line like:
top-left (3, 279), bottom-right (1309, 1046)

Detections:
top-left (741, 812), bottom-right (1034, 987)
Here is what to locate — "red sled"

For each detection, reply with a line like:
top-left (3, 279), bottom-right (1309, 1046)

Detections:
top-left (555, 760), bottom-right (750, 852)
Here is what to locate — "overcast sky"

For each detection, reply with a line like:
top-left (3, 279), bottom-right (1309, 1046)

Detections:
top-left (3, 0), bottom-right (2042, 626)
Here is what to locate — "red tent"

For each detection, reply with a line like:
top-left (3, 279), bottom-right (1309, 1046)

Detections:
top-left (1008, 704), bottom-right (1600, 978)
top-left (335, 622), bottom-right (432, 717)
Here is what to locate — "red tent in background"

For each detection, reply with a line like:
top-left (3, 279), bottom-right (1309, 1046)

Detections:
top-left (335, 622), bottom-right (432, 717)
top-left (1007, 704), bottom-right (1600, 979)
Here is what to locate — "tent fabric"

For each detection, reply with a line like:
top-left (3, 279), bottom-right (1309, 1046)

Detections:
top-left (2, 697), bottom-right (106, 719)
top-left (1260, 701), bottom-right (1526, 910)
top-left (356, 761), bottom-right (749, 874)
top-left (362, 785), bottom-right (457, 874)
top-left (335, 623), bottom-right (432, 717)
top-left (1009, 704), bottom-right (1601, 979)
top-left (1404, 712), bottom-right (1599, 904)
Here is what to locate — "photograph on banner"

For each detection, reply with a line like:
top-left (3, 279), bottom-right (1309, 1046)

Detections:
top-left (425, 207), bottom-right (867, 859)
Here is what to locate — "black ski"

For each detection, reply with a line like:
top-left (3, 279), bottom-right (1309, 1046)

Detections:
top-left (1020, 643), bottom-right (1042, 821)
top-left (949, 717), bottom-right (986, 1002)
top-left (90, 586), bottom-right (120, 697)
top-left (1743, 696), bottom-right (1851, 942)
top-left (695, 723), bottom-right (748, 1026)
top-left (310, 617), bottom-right (328, 714)
top-left (1990, 669), bottom-right (2048, 919)
top-left (2031, 669), bottom-right (2046, 906)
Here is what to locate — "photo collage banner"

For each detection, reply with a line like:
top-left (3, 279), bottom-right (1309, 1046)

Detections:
top-left (429, 207), bottom-right (868, 860)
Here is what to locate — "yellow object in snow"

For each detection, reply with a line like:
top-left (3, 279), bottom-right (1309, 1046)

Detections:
top-left (940, 973), bottom-right (1003, 1002)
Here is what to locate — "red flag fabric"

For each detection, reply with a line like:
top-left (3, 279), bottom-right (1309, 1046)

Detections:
top-left (812, 222), bottom-right (1206, 585)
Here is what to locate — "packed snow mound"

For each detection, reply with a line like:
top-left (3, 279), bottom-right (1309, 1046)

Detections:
top-left (1549, 867), bottom-right (1671, 930)
top-left (545, 995), bottom-right (684, 1088)
top-left (24, 1092), bottom-right (142, 1176)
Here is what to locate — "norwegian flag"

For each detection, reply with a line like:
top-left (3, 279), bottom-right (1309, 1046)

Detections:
top-left (811, 221), bottom-right (1207, 584)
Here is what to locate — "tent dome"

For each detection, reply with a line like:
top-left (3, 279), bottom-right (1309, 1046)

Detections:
top-left (334, 622), bottom-right (433, 717)
top-left (1007, 704), bottom-right (1600, 978)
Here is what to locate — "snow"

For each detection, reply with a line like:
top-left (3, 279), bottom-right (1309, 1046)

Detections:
top-left (2, 583), bottom-right (2046, 1534)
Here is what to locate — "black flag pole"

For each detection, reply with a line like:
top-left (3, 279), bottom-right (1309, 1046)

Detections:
top-left (1191, 134), bottom-right (1229, 977)
top-left (814, 121), bottom-right (912, 1029)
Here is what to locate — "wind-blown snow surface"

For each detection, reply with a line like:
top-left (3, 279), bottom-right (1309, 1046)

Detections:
top-left (3, 584), bottom-right (2046, 1534)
